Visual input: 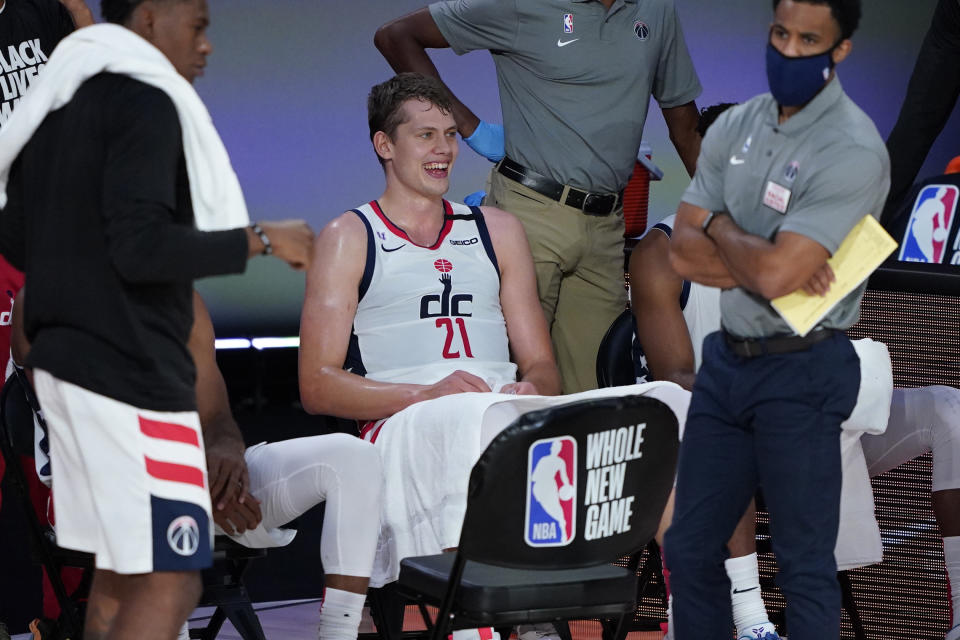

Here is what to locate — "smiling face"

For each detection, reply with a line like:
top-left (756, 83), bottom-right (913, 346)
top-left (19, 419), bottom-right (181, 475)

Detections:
top-left (770, 0), bottom-right (850, 63)
top-left (135, 0), bottom-right (212, 84)
top-left (374, 98), bottom-right (459, 200)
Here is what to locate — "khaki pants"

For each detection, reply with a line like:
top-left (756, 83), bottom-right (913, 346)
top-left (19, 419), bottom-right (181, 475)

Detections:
top-left (488, 169), bottom-right (627, 393)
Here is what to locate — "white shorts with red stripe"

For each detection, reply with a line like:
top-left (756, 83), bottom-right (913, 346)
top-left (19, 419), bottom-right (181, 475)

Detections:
top-left (33, 369), bottom-right (212, 574)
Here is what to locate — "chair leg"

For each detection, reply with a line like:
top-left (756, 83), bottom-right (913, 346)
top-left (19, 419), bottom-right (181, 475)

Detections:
top-left (430, 554), bottom-right (467, 640)
top-left (554, 620), bottom-right (573, 640)
top-left (191, 608), bottom-right (226, 640)
top-left (635, 543), bottom-right (664, 605)
top-left (368, 584), bottom-right (406, 640)
top-left (603, 610), bottom-right (633, 640)
top-left (223, 602), bottom-right (267, 640)
top-left (418, 603), bottom-right (435, 633)
top-left (838, 571), bottom-right (867, 640)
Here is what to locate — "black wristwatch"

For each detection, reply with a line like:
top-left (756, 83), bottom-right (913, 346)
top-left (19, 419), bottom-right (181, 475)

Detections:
top-left (702, 211), bottom-right (723, 237)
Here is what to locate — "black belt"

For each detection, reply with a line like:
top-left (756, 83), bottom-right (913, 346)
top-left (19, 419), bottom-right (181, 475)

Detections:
top-left (496, 157), bottom-right (623, 216)
top-left (724, 329), bottom-right (836, 358)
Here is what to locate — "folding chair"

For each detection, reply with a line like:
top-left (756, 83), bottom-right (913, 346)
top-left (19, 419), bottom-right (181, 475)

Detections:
top-left (0, 372), bottom-right (268, 640)
top-left (397, 394), bottom-right (679, 640)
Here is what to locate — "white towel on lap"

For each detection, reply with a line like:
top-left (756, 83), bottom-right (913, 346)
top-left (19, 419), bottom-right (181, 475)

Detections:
top-left (833, 338), bottom-right (893, 569)
top-left (366, 382), bottom-right (690, 587)
top-left (0, 23), bottom-right (247, 231)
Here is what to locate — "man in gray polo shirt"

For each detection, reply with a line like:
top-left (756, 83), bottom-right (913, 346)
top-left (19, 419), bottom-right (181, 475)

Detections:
top-left (662, 1), bottom-right (889, 639)
top-left (375, 0), bottom-right (702, 394)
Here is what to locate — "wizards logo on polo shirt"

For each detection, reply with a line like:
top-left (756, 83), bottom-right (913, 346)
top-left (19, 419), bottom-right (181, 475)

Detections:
top-left (525, 436), bottom-right (577, 547)
top-left (899, 184), bottom-right (959, 264)
top-left (634, 21), bottom-right (649, 40)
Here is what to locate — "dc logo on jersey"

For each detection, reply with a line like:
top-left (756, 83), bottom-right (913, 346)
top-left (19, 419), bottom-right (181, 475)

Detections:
top-left (525, 436), bottom-right (577, 547)
top-left (421, 258), bottom-right (472, 318)
top-left (634, 21), bottom-right (649, 40)
top-left (167, 516), bottom-right (200, 556)
top-left (898, 184), bottom-right (959, 264)
top-left (783, 161), bottom-right (800, 184)
top-left (563, 13), bottom-right (574, 33)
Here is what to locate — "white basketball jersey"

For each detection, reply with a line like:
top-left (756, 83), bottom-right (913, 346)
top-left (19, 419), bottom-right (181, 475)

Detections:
top-left (346, 200), bottom-right (517, 387)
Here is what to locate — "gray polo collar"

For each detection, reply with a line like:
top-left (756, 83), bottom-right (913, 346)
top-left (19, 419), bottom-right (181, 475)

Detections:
top-left (766, 73), bottom-right (844, 136)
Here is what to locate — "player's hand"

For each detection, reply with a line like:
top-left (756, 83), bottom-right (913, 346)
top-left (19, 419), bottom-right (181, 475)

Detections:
top-left (205, 429), bottom-right (250, 511)
top-left (800, 262), bottom-right (835, 297)
top-left (214, 495), bottom-right (263, 536)
top-left (249, 220), bottom-right (315, 270)
top-left (500, 381), bottom-right (539, 395)
top-left (420, 370), bottom-right (492, 401)
top-left (463, 121), bottom-right (505, 162)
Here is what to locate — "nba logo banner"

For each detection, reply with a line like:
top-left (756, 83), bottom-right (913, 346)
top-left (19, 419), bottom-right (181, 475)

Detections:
top-left (525, 436), bottom-right (577, 547)
top-left (563, 13), bottom-right (573, 33)
top-left (899, 184), bottom-right (959, 264)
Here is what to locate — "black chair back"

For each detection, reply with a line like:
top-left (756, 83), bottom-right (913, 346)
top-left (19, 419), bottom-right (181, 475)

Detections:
top-left (459, 394), bottom-right (678, 569)
top-left (596, 310), bottom-right (636, 388)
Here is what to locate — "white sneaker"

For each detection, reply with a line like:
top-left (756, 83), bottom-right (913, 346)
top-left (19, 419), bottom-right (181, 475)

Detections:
top-left (737, 621), bottom-right (782, 640)
top-left (517, 623), bottom-right (561, 640)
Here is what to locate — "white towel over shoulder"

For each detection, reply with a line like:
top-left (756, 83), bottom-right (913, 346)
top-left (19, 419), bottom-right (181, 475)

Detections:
top-left (0, 23), bottom-right (247, 231)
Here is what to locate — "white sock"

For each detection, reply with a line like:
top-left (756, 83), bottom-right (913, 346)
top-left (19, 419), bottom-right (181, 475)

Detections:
top-left (945, 536), bottom-right (960, 628)
top-left (177, 623), bottom-right (190, 640)
top-left (725, 552), bottom-right (769, 630)
top-left (664, 594), bottom-right (674, 640)
top-left (318, 588), bottom-right (367, 640)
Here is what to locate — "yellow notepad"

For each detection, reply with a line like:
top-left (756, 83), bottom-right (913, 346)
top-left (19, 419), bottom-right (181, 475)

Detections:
top-left (771, 215), bottom-right (898, 337)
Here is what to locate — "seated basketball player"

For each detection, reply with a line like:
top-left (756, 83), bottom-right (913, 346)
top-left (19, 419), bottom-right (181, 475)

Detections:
top-left (630, 210), bottom-right (960, 640)
top-left (12, 290), bottom-right (382, 640)
top-left (298, 73), bottom-right (692, 609)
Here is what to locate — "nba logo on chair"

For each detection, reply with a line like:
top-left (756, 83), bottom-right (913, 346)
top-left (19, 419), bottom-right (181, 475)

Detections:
top-left (899, 184), bottom-right (959, 264)
top-left (525, 436), bottom-right (577, 547)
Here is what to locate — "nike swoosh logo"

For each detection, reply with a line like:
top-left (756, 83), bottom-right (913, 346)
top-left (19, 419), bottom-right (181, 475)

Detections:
top-left (381, 244), bottom-right (406, 252)
top-left (730, 155), bottom-right (746, 165)
top-left (732, 586), bottom-right (759, 594)
top-left (557, 38), bottom-right (580, 47)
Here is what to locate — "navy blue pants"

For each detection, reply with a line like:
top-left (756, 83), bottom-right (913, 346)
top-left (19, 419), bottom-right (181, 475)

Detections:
top-left (665, 331), bottom-right (859, 640)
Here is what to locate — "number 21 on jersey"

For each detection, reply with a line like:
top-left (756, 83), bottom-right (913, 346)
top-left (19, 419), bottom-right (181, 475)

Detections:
top-left (436, 317), bottom-right (474, 359)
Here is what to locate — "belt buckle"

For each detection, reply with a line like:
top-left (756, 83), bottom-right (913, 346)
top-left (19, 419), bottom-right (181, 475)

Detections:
top-left (583, 192), bottom-right (613, 216)
top-left (735, 338), bottom-right (765, 358)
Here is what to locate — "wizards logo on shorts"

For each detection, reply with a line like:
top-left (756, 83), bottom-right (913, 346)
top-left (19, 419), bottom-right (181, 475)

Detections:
top-left (524, 436), bottom-right (577, 547)
top-left (899, 184), bottom-right (959, 264)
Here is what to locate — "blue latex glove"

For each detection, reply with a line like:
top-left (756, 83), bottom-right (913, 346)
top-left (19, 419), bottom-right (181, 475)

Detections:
top-left (463, 120), bottom-right (505, 162)
top-left (464, 190), bottom-right (487, 206)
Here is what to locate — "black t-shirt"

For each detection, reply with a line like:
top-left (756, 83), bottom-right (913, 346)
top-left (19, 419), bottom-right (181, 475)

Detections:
top-left (0, 0), bottom-right (75, 129)
top-left (0, 73), bottom-right (249, 411)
